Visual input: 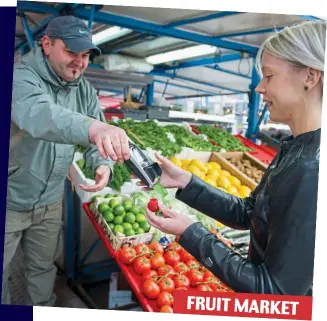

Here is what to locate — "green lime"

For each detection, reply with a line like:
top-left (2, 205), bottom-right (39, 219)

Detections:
top-left (136, 214), bottom-right (147, 224)
top-left (109, 199), bottom-right (120, 209)
top-left (132, 222), bottom-right (140, 230)
top-left (140, 221), bottom-right (151, 233)
top-left (104, 193), bottom-right (114, 199)
top-left (124, 212), bottom-right (136, 224)
top-left (123, 222), bottom-right (133, 231)
top-left (122, 200), bottom-right (133, 211)
top-left (98, 203), bottom-right (110, 214)
top-left (130, 206), bottom-right (140, 215)
top-left (108, 223), bottom-right (115, 230)
top-left (89, 203), bottom-right (96, 212)
top-left (139, 209), bottom-right (146, 216)
top-left (114, 225), bottom-right (124, 235)
top-left (135, 227), bottom-right (145, 235)
top-left (125, 229), bottom-right (136, 237)
top-left (113, 194), bottom-right (120, 197)
top-left (103, 211), bottom-right (114, 223)
top-left (91, 195), bottom-right (102, 202)
top-left (113, 205), bottom-right (125, 216)
top-left (114, 216), bottom-right (124, 225)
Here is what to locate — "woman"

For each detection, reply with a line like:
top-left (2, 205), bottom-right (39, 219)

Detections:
top-left (144, 20), bottom-right (325, 296)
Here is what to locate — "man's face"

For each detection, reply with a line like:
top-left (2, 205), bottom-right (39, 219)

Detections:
top-left (42, 36), bottom-right (91, 82)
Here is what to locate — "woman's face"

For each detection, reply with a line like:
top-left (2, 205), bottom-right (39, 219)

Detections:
top-left (255, 52), bottom-right (306, 124)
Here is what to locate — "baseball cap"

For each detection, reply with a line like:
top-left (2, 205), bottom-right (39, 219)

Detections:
top-left (44, 15), bottom-right (101, 55)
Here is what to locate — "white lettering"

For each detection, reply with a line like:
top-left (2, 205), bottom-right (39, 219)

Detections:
top-left (234, 299), bottom-right (249, 312)
top-left (248, 300), bottom-right (259, 313)
top-left (196, 297), bottom-right (206, 310)
top-left (222, 298), bottom-right (232, 312)
top-left (187, 296), bottom-right (195, 310)
top-left (289, 302), bottom-right (299, 315)
top-left (281, 301), bottom-right (290, 315)
top-left (205, 297), bottom-right (216, 311)
top-left (260, 300), bottom-right (270, 314)
top-left (270, 301), bottom-right (281, 314)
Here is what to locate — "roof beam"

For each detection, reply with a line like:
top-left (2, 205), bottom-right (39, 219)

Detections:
top-left (205, 65), bottom-right (251, 79)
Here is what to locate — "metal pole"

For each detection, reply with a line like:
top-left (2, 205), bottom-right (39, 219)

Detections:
top-left (20, 14), bottom-right (35, 49)
top-left (146, 83), bottom-right (154, 106)
top-left (88, 5), bottom-right (96, 30)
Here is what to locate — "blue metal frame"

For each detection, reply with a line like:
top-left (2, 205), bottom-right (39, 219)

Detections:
top-left (146, 83), bottom-right (154, 106)
top-left (206, 65), bottom-right (252, 79)
top-left (88, 5), bottom-right (96, 30)
top-left (17, 1), bottom-right (60, 15)
top-left (20, 15), bottom-right (35, 49)
top-left (246, 60), bottom-right (261, 140)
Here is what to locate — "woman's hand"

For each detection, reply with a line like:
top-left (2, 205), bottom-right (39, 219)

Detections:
top-left (146, 202), bottom-right (196, 236)
top-left (79, 165), bottom-right (111, 192)
top-left (137, 152), bottom-right (192, 190)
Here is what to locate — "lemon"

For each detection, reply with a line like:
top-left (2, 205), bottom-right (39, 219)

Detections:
top-left (217, 176), bottom-right (231, 190)
top-left (170, 157), bottom-right (182, 167)
top-left (229, 176), bottom-right (242, 189)
top-left (190, 159), bottom-right (207, 173)
top-left (205, 178), bottom-right (217, 187)
top-left (205, 163), bottom-right (214, 171)
top-left (221, 169), bottom-right (231, 177)
top-left (239, 185), bottom-right (252, 198)
top-left (227, 186), bottom-right (239, 195)
top-left (187, 165), bottom-right (202, 177)
top-left (206, 168), bottom-right (220, 178)
top-left (181, 159), bottom-right (190, 167)
top-left (208, 162), bottom-right (221, 170)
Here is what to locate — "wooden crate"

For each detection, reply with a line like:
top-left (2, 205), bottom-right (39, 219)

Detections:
top-left (213, 152), bottom-right (268, 189)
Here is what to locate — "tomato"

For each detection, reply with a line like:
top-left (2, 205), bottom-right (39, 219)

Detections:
top-left (203, 269), bottom-right (214, 278)
top-left (164, 250), bottom-right (181, 266)
top-left (173, 262), bottom-right (189, 275)
top-left (135, 244), bottom-right (151, 258)
top-left (196, 284), bottom-right (213, 291)
top-left (173, 274), bottom-right (190, 289)
top-left (185, 259), bottom-right (200, 270)
top-left (150, 253), bottom-right (166, 270)
top-left (167, 242), bottom-right (183, 255)
top-left (142, 279), bottom-right (160, 299)
top-left (149, 242), bottom-right (164, 255)
top-left (141, 270), bottom-right (158, 282)
top-left (188, 269), bottom-right (204, 287)
top-left (203, 275), bottom-right (220, 291)
top-left (158, 277), bottom-right (175, 293)
top-left (180, 250), bottom-right (194, 262)
top-left (157, 264), bottom-right (175, 278)
top-left (133, 256), bottom-right (151, 275)
top-left (157, 291), bottom-right (174, 308)
top-left (160, 305), bottom-right (173, 313)
top-left (119, 247), bottom-right (136, 265)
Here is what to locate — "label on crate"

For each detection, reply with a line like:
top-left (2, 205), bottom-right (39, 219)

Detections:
top-left (159, 236), bottom-right (171, 248)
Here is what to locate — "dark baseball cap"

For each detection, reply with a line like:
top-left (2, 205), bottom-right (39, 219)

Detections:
top-left (44, 15), bottom-right (101, 55)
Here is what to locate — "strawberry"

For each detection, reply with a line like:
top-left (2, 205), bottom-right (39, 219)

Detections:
top-left (148, 199), bottom-right (159, 212)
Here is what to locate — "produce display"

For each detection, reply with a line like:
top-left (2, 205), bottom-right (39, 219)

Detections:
top-left (196, 125), bottom-right (250, 152)
top-left (229, 157), bottom-right (265, 183)
top-left (170, 157), bottom-right (252, 198)
top-left (118, 241), bottom-right (233, 313)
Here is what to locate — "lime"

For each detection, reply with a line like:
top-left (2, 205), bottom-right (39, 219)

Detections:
top-left (122, 200), bottom-right (133, 212)
top-left (89, 203), bottom-right (96, 212)
top-left (140, 221), bottom-right (151, 233)
top-left (114, 225), bottom-right (124, 235)
top-left (139, 209), bottom-right (146, 216)
top-left (124, 212), bottom-right (136, 224)
top-left (113, 205), bottom-right (125, 216)
top-left (123, 222), bottom-right (133, 231)
top-left (132, 222), bottom-right (140, 230)
top-left (104, 193), bottom-right (114, 199)
top-left (130, 206), bottom-right (140, 215)
top-left (98, 203), bottom-right (110, 214)
top-left (109, 199), bottom-right (120, 209)
top-left (136, 214), bottom-right (147, 224)
top-left (125, 229), bottom-right (136, 237)
top-left (108, 223), bottom-right (115, 230)
top-left (135, 227), bottom-right (145, 235)
top-left (103, 211), bottom-right (114, 223)
top-left (114, 216), bottom-right (124, 225)
top-left (91, 195), bottom-right (102, 202)
top-left (113, 194), bottom-right (120, 197)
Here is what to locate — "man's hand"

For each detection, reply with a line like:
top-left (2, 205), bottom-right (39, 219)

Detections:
top-left (79, 165), bottom-right (111, 192)
top-left (146, 202), bottom-right (196, 236)
top-left (88, 120), bottom-right (130, 163)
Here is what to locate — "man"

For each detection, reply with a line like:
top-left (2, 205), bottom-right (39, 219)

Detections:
top-left (2, 15), bottom-right (130, 306)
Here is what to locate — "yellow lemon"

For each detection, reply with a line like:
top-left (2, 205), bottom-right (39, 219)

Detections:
top-left (217, 176), bottom-right (231, 189)
top-left (229, 176), bottom-right (242, 189)
top-left (217, 187), bottom-right (228, 193)
top-left (206, 168), bottom-right (220, 178)
top-left (170, 157), bottom-right (182, 167)
top-left (190, 159), bottom-right (207, 173)
top-left (227, 186), bottom-right (239, 195)
top-left (181, 159), bottom-right (190, 167)
top-left (239, 185), bottom-right (252, 198)
top-left (187, 165), bottom-right (202, 177)
top-left (205, 163), bottom-right (214, 171)
top-left (221, 169), bottom-right (231, 177)
top-left (208, 162), bottom-right (221, 170)
top-left (199, 172), bottom-right (206, 180)
top-left (205, 178), bottom-right (217, 187)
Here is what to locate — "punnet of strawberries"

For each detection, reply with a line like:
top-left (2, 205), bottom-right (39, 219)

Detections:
top-left (118, 240), bottom-right (233, 313)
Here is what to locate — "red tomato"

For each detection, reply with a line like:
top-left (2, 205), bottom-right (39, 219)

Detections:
top-left (173, 262), bottom-right (189, 275)
top-left (203, 269), bottom-right (214, 278)
top-left (167, 242), bottom-right (183, 255)
top-left (157, 264), bottom-right (175, 278)
top-left (158, 277), bottom-right (175, 293)
top-left (135, 244), bottom-right (151, 258)
top-left (186, 259), bottom-right (200, 270)
top-left (133, 256), bottom-right (151, 275)
top-left (160, 305), bottom-right (173, 313)
top-left (180, 250), bottom-right (194, 262)
top-left (188, 269), bottom-right (204, 287)
top-left (164, 250), bottom-right (181, 266)
top-left (173, 274), bottom-right (190, 289)
top-left (150, 254), bottom-right (166, 270)
top-left (157, 291), bottom-right (174, 308)
top-left (203, 275), bottom-right (220, 291)
top-left (196, 284), bottom-right (213, 291)
top-left (149, 242), bottom-right (164, 255)
top-left (119, 247), bottom-right (136, 265)
top-left (142, 279), bottom-right (160, 299)
top-left (141, 270), bottom-right (158, 283)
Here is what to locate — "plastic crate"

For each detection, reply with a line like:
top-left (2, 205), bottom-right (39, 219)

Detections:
top-left (147, 106), bottom-right (170, 121)
top-left (122, 109), bottom-right (148, 121)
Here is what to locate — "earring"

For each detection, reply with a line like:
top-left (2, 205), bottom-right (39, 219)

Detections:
top-left (304, 86), bottom-right (308, 91)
